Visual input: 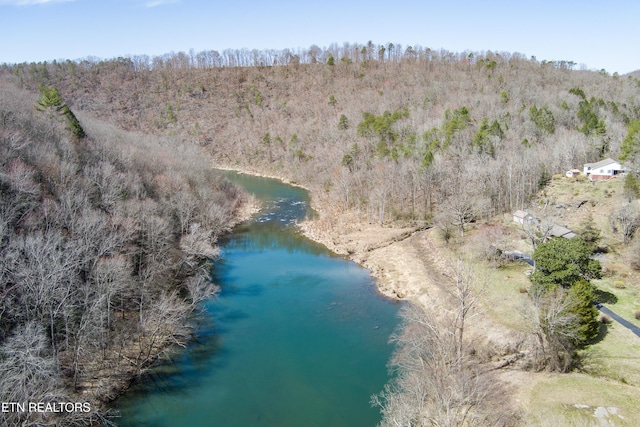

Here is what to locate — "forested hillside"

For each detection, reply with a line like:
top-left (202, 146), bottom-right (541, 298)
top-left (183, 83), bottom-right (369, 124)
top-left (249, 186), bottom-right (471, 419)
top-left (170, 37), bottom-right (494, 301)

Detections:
top-left (0, 80), bottom-right (244, 426)
top-left (5, 43), bottom-right (640, 228)
top-left (3, 42), bottom-right (640, 426)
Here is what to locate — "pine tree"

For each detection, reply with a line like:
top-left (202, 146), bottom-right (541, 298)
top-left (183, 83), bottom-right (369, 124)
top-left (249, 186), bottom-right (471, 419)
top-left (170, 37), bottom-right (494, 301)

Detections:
top-left (578, 214), bottom-right (601, 251)
top-left (620, 119), bottom-right (640, 162)
top-left (624, 173), bottom-right (640, 201)
top-left (338, 114), bottom-right (349, 130)
top-left (531, 238), bottom-right (602, 291)
top-left (34, 85), bottom-right (85, 139)
top-left (568, 279), bottom-right (599, 344)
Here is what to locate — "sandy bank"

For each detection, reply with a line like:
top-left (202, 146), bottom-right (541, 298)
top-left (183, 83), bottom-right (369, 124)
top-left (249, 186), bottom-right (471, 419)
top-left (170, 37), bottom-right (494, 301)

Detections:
top-left (297, 210), bottom-right (435, 300)
top-left (297, 204), bottom-right (525, 358)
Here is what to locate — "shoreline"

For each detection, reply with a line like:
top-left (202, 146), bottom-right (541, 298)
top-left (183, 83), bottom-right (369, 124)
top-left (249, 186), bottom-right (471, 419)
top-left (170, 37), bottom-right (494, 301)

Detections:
top-left (76, 171), bottom-right (264, 417)
top-left (213, 163), bottom-right (415, 300)
top-left (213, 163), bottom-right (311, 191)
top-left (214, 163), bottom-right (526, 355)
top-left (213, 163), bottom-right (459, 303)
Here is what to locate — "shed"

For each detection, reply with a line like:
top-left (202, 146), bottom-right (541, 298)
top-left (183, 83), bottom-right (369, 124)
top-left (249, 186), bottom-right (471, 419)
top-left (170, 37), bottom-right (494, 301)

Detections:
top-left (549, 224), bottom-right (577, 239)
top-left (513, 210), bottom-right (534, 225)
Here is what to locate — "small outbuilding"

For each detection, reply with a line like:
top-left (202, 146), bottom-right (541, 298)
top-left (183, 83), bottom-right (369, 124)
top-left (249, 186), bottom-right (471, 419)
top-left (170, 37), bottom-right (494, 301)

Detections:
top-left (566, 169), bottom-right (581, 178)
top-left (513, 210), bottom-right (535, 225)
top-left (549, 224), bottom-right (577, 239)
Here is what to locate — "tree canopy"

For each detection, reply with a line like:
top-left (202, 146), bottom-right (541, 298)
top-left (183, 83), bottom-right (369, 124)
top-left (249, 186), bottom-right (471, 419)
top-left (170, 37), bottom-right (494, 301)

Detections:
top-left (528, 238), bottom-right (601, 357)
top-left (531, 237), bottom-right (601, 291)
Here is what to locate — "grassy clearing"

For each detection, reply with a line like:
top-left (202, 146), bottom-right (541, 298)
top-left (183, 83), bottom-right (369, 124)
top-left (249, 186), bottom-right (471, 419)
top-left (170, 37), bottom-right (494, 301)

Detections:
top-left (594, 277), bottom-right (640, 327)
top-left (474, 261), bottom-right (531, 331)
top-left (512, 176), bottom-right (640, 326)
top-left (461, 221), bottom-right (534, 331)
top-left (526, 372), bottom-right (640, 426)
top-left (580, 320), bottom-right (640, 386)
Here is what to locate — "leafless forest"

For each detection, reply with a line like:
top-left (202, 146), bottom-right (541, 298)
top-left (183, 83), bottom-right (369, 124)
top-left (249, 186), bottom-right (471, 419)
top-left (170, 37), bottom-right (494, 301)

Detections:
top-left (2, 42), bottom-right (640, 425)
top-left (0, 80), bottom-right (243, 426)
top-left (7, 43), bottom-right (640, 228)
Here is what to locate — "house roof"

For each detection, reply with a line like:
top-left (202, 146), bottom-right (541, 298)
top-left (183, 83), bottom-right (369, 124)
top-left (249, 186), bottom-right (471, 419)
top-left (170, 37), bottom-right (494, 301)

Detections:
top-left (584, 158), bottom-right (620, 169)
top-left (549, 224), bottom-right (576, 239)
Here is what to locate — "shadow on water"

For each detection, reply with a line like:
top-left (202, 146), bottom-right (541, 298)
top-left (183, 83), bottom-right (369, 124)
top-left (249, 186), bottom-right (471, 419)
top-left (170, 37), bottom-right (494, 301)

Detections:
top-left (218, 282), bottom-right (265, 297)
top-left (116, 314), bottom-right (233, 402)
top-left (222, 221), bottom-right (327, 257)
top-left (214, 308), bottom-right (250, 323)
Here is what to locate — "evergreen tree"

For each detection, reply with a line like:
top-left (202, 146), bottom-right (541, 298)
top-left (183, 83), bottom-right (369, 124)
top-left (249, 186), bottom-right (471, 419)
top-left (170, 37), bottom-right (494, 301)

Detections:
top-left (529, 104), bottom-right (555, 134)
top-left (356, 109), bottom-right (409, 159)
top-left (568, 279), bottom-right (600, 344)
top-left (529, 239), bottom-right (602, 354)
top-left (569, 90), bottom-right (607, 137)
top-left (34, 85), bottom-right (85, 139)
top-left (531, 238), bottom-right (602, 291)
top-left (338, 114), bottom-right (349, 130)
top-left (578, 214), bottom-right (601, 251)
top-left (472, 117), bottom-right (491, 154)
top-left (489, 119), bottom-right (504, 139)
top-left (620, 119), bottom-right (640, 162)
top-left (443, 106), bottom-right (471, 147)
top-left (262, 132), bottom-right (273, 161)
top-left (538, 165), bottom-right (551, 190)
top-left (34, 84), bottom-right (65, 115)
top-left (624, 173), bottom-right (640, 201)
top-left (61, 105), bottom-right (86, 139)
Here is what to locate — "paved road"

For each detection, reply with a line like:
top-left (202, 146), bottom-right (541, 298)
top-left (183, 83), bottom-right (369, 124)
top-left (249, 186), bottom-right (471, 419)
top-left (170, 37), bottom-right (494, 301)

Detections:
top-left (596, 303), bottom-right (640, 338)
top-left (505, 251), bottom-right (640, 338)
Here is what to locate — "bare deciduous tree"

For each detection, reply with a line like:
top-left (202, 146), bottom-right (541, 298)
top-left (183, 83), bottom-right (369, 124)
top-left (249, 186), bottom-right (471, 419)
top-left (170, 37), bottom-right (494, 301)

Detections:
top-left (180, 222), bottom-right (220, 262)
top-left (521, 286), bottom-right (579, 372)
top-left (610, 202), bottom-right (640, 244)
top-left (0, 81), bottom-right (243, 416)
top-left (521, 209), bottom-right (557, 249)
top-left (373, 263), bottom-right (514, 426)
top-left (0, 322), bottom-right (66, 426)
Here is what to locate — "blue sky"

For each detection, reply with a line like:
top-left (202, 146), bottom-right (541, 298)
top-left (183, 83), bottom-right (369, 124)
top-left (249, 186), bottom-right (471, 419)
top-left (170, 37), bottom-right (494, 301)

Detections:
top-left (1, 0), bottom-right (638, 74)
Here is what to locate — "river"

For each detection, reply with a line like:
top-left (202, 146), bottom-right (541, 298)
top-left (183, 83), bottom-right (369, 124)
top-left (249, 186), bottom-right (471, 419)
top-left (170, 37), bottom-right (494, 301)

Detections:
top-left (114, 171), bottom-right (401, 426)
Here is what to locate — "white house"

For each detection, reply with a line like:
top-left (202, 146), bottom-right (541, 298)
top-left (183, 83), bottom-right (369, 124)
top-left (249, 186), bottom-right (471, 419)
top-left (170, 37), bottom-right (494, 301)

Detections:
top-left (583, 158), bottom-right (624, 181)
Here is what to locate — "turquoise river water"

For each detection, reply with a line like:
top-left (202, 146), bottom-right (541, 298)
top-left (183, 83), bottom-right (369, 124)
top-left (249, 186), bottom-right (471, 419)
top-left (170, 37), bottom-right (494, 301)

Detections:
top-left (114, 171), bottom-right (401, 426)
